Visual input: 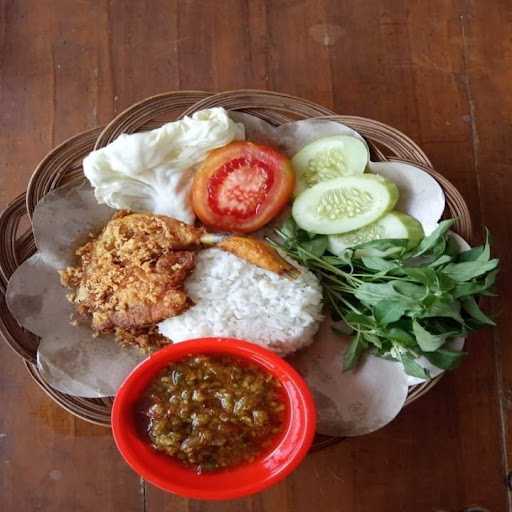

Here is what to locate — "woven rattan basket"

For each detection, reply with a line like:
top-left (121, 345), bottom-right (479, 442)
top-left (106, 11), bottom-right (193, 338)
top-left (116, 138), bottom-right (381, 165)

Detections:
top-left (0, 90), bottom-right (472, 450)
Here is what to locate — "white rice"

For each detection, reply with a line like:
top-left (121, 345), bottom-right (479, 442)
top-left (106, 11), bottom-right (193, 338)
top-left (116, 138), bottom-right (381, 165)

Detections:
top-left (158, 248), bottom-right (323, 355)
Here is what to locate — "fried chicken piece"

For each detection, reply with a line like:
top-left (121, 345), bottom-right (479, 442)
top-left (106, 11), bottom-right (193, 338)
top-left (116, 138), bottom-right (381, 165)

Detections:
top-left (94, 210), bottom-right (204, 257)
top-left (60, 212), bottom-right (203, 349)
top-left (114, 325), bottom-right (170, 352)
top-left (217, 236), bottom-right (299, 278)
top-left (95, 251), bottom-right (196, 331)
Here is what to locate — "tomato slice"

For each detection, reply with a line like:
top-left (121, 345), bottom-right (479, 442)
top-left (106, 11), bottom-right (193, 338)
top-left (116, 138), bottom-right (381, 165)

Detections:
top-left (191, 142), bottom-right (294, 233)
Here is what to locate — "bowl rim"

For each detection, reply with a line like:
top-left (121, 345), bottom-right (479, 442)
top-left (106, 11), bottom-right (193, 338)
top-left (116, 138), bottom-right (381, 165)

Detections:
top-left (111, 337), bottom-right (317, 500)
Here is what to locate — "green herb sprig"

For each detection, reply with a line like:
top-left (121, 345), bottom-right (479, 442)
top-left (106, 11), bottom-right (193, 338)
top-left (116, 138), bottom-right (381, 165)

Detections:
top-left (270, 218), bottom-right (499, 378)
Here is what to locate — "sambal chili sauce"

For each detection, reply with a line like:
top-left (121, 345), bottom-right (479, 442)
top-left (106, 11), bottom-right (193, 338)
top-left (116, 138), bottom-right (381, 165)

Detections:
top-left (137, 354), bottom-right (286, 473)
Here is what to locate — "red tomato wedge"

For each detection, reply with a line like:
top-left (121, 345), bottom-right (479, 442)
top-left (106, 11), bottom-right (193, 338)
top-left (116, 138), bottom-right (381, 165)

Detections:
top-left (191, 142), bottom-right (294, 233)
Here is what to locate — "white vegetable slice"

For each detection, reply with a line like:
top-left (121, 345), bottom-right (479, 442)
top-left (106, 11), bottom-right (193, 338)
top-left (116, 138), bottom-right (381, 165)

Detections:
top-left (328, 212), bottom-right (424, 255)
top-left (369, 160), bottom-right (445, 235)
top-left (289, 317), bottom-right (409, 436)
top-left (292, 135), bottom-right (369, 195)
top-left (292, 175), bottom-right (399, 235)
top-left (83, 107), bottom-right (245, 224)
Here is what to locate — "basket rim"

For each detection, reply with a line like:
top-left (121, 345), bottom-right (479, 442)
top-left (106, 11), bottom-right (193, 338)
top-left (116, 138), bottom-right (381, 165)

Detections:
top-left (93, 89), bottom-right (338, 151)
top-left (0, 89), bottom-right (473, 435)
top-left (26, 127), bottom-right (104, 219)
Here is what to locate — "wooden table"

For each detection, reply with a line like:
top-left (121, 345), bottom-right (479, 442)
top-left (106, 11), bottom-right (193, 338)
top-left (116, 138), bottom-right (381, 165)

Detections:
top-left (1, 1), bottom-right (510, 510)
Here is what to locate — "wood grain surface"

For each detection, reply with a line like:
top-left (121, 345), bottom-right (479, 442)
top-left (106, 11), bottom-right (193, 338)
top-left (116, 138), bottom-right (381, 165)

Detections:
top-left (0, 1), bottom-right (510, 511)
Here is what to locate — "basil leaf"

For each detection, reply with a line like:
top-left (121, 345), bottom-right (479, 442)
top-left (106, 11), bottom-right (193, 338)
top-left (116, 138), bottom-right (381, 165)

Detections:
top-left (279, 217), bottom-right (297, 239)
top-left (403, 238), bottom-right (449, 268)
top-left (354, 238), bottom-right (409, 258)
top-left (437, 273), bottom-right (456, 292)
top-left (363, 333), bottom-right (382, 347)
top-left (324, 250), bottom-right (344, 262)
top-left (355, 283), bottom-right (419, 310)
top-left (355, 238), bottom-right (409, 250)
top-left (453, 280), bottom-right (487, 298)
top-left (354, 282), bottom-right (398, 305)
top-left (479, 229), bottom-right (492, 261)
top-left (301, 236), bottom-right (328, 256)
top-left (327, 249), bottom-right (354, 265)
top-left (445, 234), bottom-right (462, 257)
top-left (484, 269), bottom-right (499, 289)
top-left (432, 237), bottom-right (448, 259)
top-left (361, 256), bottom-right (398, 272)
top-left (458, 246), bottom-right (486, 263)
top-left (392, 281), bottom-right (426, 300)
top-left (420, 299), bottom-right (463, 323)
top-left (442, 258), bottom-right (499, 282)
top-left (374, 300), bottom-right (407, 325)
top-left (400, 353), bottom-right (429, 379)
top-left (412, 320), bottom-right (447, 351)
top-left (345, 312), bottom-right (377, 330)
top-left (323, 255), bottom-right (347, 266)
top-left (461, 296), bottom-right (495, 326)
top-left (423, 349), bottom-right (466, 370)
top-left (404, 255), bottom-right (436, 267)
top-left (343, 333), bottom-right (366, 371)
top-left (424, 318), bottom-right (466, 338)
top-left (458, 229), bottom-right (491, 263)
top-left (402, 267), bottom-right (438, 288)
top-left (429, 255), bottom-right (453, 268)
top-left (411, 219), bottom-right (455, 257)
top-left (386, 327), bottom-right (416, 347)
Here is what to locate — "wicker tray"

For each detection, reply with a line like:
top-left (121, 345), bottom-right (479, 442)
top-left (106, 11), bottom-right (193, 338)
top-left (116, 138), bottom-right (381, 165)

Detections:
top-left (0, 90), bottom-right (472, 450)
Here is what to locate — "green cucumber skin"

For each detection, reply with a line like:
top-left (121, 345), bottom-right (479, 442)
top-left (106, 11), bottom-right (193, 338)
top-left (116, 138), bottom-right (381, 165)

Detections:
top-left (395, 212), bottom-right (424, 247)
top-left (327, 212), bottom-right (424, 255)
top-left (292, 135), bottom-right (369, 196)
top-left (292, 175), bottom-right (399, 235)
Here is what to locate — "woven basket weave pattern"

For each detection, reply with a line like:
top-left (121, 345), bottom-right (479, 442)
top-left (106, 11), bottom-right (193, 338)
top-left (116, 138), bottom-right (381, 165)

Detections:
top-left (0, 91), bottom-right (472, 442)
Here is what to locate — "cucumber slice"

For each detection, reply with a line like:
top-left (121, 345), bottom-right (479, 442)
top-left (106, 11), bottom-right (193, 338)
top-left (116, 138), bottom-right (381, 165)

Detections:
top-left (292, 175), bottom-right (399, 235)
top-left (292, 135), bottom-right (369, 195)
top-left (369, 160), bottom-right (445, 235)
top-left (328, 212), bottom-right (424, 255)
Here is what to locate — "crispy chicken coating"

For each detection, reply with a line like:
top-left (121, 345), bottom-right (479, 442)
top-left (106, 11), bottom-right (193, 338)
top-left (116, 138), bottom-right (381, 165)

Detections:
top-left (113, 325), bottom-right (170, 352)
top-left (60, 211), bottom-right (204, 350)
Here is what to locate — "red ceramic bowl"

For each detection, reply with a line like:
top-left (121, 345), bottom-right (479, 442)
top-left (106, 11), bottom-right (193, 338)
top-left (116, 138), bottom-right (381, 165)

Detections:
top-left (111, 337), bottom-right (316, 500)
